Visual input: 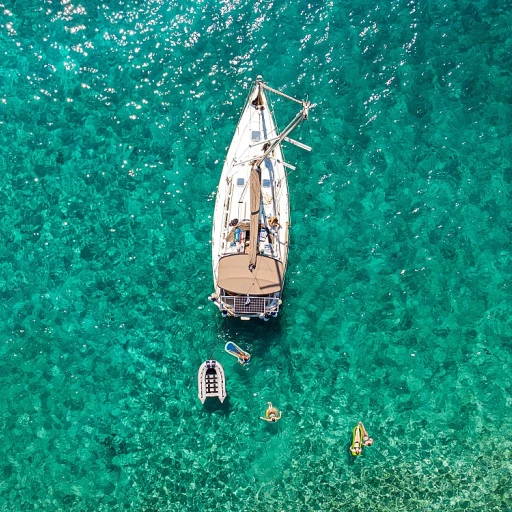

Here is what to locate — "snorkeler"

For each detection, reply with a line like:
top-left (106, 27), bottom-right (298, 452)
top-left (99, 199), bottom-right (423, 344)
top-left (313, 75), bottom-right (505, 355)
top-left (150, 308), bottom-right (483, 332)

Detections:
top-left (359, 422), bottom-right (374, 447)
top-left (260, 402), bottom-right (282, 423)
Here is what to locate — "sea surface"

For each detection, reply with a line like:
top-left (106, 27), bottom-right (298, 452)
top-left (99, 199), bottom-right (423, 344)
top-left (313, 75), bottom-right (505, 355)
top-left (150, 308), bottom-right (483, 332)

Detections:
top-left (1, 0), bottom-right (511, 510)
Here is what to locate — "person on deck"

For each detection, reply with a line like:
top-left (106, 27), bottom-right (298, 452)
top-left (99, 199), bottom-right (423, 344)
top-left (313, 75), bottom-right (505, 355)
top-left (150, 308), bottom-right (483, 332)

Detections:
top-left (268, 216), bottom-right (281, 229)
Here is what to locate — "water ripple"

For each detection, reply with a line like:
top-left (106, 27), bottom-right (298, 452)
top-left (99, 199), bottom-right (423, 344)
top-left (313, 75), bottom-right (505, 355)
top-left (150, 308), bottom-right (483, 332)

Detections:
top-left (0, 0), bottom-right (511, 510)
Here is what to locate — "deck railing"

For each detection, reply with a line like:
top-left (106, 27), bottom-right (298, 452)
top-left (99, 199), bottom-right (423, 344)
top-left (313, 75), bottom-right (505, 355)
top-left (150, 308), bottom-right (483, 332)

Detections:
top-left (220, 295), bottom-right (280, 316)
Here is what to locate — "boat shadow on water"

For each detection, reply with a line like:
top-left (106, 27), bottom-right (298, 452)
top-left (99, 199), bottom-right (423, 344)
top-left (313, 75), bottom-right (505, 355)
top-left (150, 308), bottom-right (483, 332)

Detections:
top-left (200, 397), bottom-right (232, 416)
top-left (259, 421), bottom-right (282, 435)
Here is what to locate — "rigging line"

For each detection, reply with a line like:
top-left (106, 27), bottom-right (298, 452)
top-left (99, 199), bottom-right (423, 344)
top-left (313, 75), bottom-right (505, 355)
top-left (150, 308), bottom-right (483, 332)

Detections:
top-left (272, 179), bottom-right (284, 206)
top-left (275, 163), bottom-right (293, 206)
top-left (226, 82), bottom-right (258, 159)
top-left (238, 175), bottom-right (250, 203)
top-left (282, 119), bottom-right (309, 179)
top-left (260, 82), bottom-right (304, 105)
top-left (236, 84), bottom-right (255, 127)
top-left (266, 87), bottom-right (279, 140)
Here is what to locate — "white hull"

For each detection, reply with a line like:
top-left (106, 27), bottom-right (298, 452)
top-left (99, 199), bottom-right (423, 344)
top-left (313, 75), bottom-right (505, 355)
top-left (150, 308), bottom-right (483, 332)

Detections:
top-left (198, 360), bottom-right (227, 404)
top-left (210, 78), bottom-right (302, 320)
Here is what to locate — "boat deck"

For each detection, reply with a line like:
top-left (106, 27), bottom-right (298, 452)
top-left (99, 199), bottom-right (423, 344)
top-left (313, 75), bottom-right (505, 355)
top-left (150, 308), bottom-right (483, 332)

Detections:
top-left (219, 155), bottom-right (284, 259)
top-left (222, 222), bottom-right (279, 257)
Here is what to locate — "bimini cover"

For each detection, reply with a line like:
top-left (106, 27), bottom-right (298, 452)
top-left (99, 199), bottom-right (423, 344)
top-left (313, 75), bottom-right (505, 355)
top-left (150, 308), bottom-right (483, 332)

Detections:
top-left (217, 254), bottom-right (284, 295)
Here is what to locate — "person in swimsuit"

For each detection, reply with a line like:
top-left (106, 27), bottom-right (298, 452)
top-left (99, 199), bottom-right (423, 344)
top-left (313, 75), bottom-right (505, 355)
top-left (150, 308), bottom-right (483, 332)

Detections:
top-left (268, 216), bottom-right (282, 229)
top-left (350, 425), bottom-right (363, 455)
top-left (237, 352), bottom-right (250, 365)
top-left (359, 422), bottom-right (374, 446)
top-left (260, 402), bottom-right (282, 422)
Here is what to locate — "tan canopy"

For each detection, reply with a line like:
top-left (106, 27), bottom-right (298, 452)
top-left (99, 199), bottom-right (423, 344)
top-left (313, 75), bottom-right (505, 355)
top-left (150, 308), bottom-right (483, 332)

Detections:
top-left (217, 254), bottom-right (284, 295)
top-left (248, 165), bottom-right (261, 270)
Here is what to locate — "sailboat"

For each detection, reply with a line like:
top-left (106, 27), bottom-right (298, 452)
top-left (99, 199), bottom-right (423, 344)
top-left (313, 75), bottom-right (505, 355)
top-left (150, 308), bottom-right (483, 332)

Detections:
top-left (209, 76), bottom-right (315, 320)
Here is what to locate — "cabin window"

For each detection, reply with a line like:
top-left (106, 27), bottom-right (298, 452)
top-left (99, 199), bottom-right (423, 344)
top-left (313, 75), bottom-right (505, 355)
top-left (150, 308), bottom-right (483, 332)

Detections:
top-left (251, 131), bottom-right (261, 141)
top-left (262, 179), bottom-right (271, 188)
top-left (237, 178), bottom-right (245, 186)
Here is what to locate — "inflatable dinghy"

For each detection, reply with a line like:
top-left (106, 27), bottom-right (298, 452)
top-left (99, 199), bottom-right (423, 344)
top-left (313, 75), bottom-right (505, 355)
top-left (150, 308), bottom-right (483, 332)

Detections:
top-left (198, 360), bottom-right (227, 404)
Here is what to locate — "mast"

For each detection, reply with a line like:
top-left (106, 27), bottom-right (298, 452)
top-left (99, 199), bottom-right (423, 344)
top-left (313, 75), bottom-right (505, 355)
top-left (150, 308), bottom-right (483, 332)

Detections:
top-left (253, 78), bottom-right (314, 169)
top-left (247, 78), bottom-right (315, 272)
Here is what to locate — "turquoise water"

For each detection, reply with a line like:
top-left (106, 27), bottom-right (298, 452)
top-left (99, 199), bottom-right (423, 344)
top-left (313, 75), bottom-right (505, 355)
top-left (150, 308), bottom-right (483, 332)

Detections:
top-left (1, 0), bottom-right (511, 509)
